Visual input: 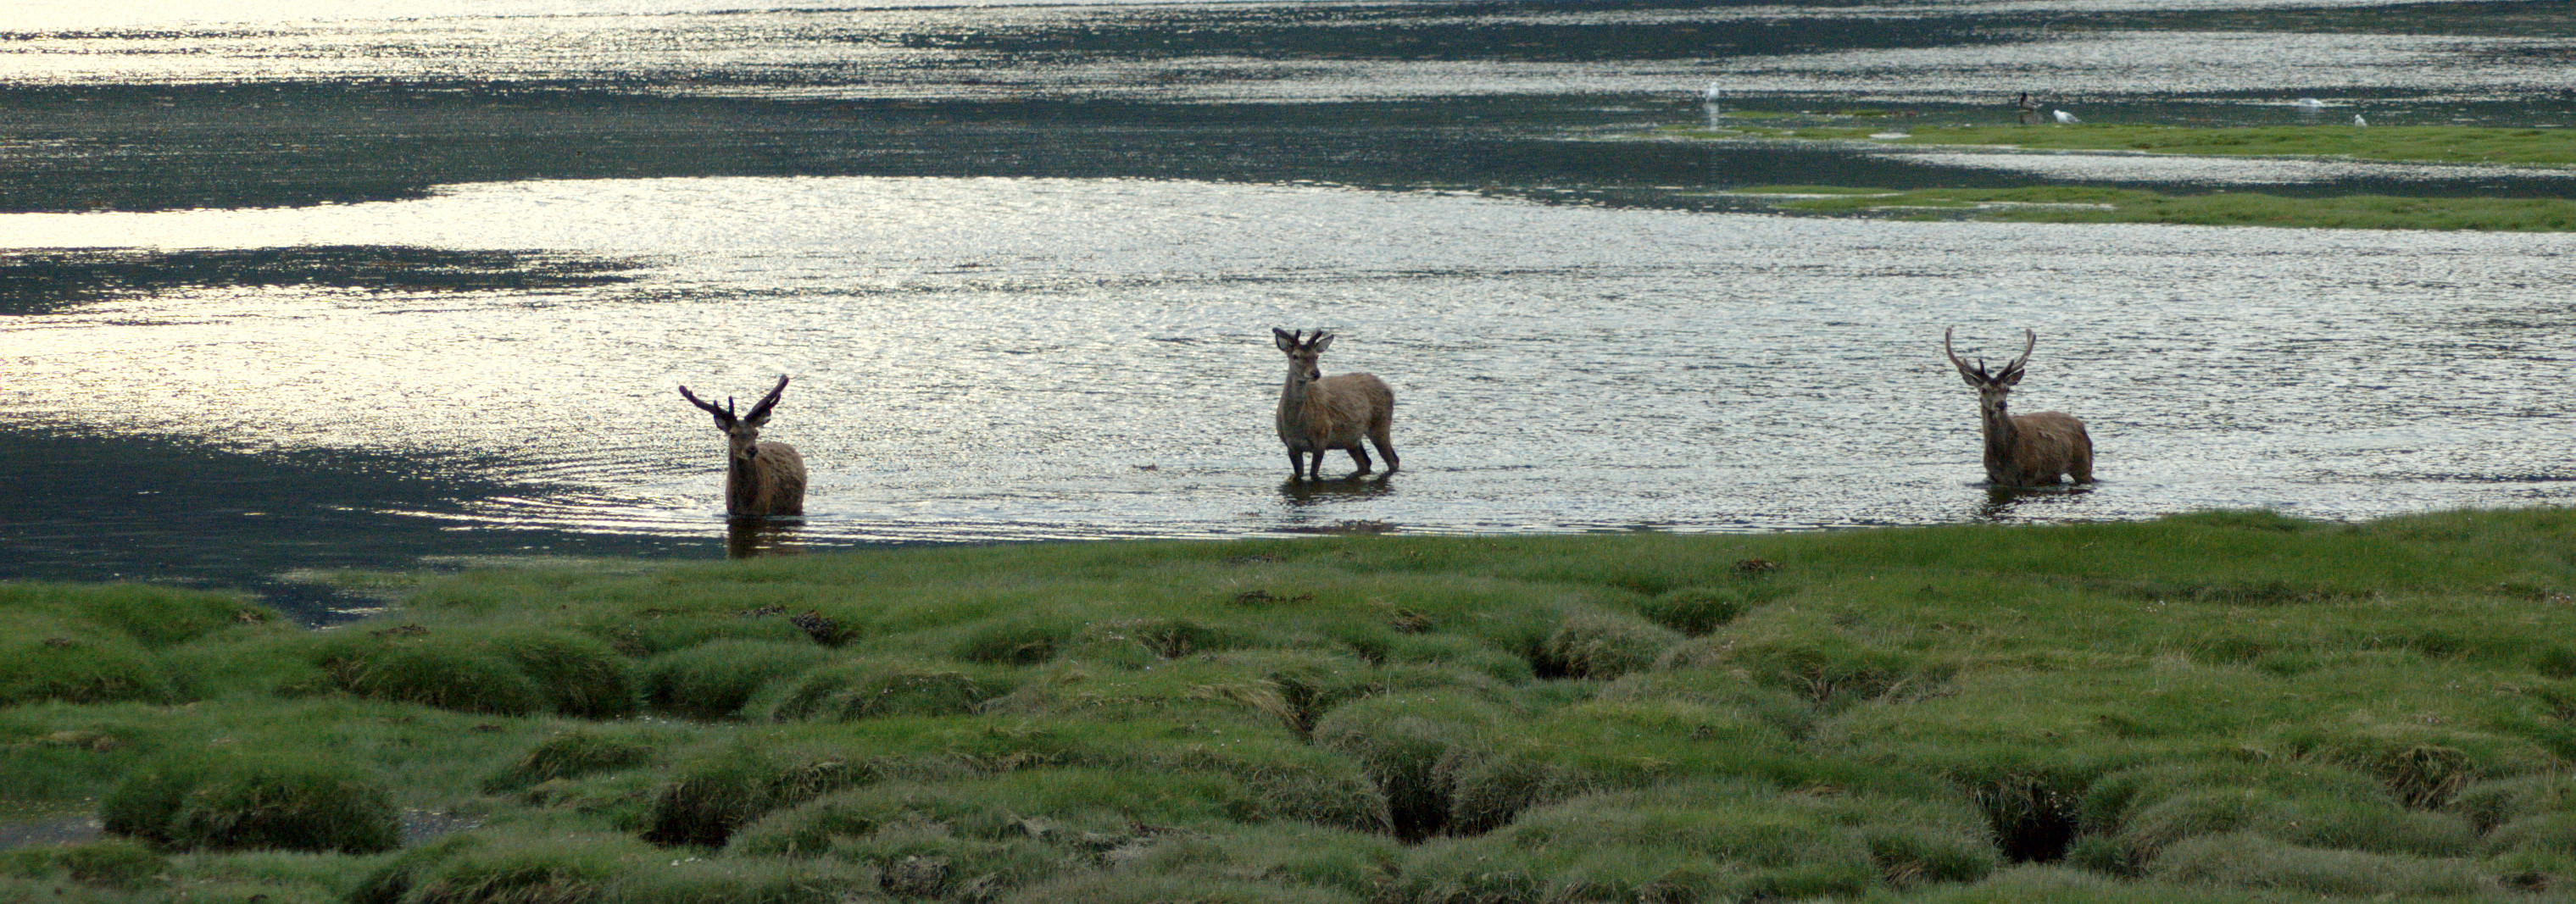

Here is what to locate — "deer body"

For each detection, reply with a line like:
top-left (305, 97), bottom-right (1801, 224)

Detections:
top-left (1945, 328), bottom-right (2094, 487)
top-left (1274, 328), bottom-right (1398, 480)
top-left (680, 375), bottom-right (808, 517)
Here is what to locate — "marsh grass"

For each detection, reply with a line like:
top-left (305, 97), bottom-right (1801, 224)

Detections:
top-left (10, 507), bottom-right (2576, 901)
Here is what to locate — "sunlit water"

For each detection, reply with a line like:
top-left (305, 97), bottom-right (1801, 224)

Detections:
top-left (5, 176), bottom-right (2570, 546)
top-left (6, 3), bottom-right (2573, 110)
top-left (3, 0), bottom-right (2573, 604)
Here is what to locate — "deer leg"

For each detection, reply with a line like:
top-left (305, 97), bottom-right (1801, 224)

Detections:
top-left (1288, 449), bottom-right (1307, 480)
top-left (1348, 446), bottom-right (1373, 477)
top-left (1371, 431), bottom-right (1399, 474)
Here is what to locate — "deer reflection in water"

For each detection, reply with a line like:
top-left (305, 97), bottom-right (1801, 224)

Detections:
top-left (1976, 482), bottom-right (2096, 522)
top-left (726, 516), bottom-right (803, 559)
top-left (1280, 472), bottom-right (1399, 508)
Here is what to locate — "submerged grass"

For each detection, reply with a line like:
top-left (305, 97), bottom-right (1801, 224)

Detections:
top-left (3, 507), bottom-right (2574, 901)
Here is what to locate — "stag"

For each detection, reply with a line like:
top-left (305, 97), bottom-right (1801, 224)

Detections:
top-left (1274, 328), bottom-right (1398, 480)
top-left (1944, 328), bottom-right (2094, 487)
top-left (678, 374), bottom-right (808, 517)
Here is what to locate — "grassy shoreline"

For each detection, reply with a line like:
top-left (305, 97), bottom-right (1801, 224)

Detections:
top-left (4, 507), bottom-right (2576, 902)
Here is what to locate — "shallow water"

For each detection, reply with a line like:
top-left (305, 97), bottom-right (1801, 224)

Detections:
top-left (2, 0), bottom-right (2573, 613)
top-left (7, 177), bottom-right (2569, 541)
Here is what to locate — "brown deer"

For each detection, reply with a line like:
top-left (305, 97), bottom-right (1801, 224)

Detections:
top-left (678, 374), bottom-right (808, 516)
top-left (1274, 328), bottom-right (1398, 480)
top-left (1944, 327), bottom-right (2094, 487)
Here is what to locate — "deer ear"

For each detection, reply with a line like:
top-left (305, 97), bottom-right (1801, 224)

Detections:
top-left (2000, 365), bottom-right (2027, 386)
top-left (1273, 328), bottom-right (1297, 352)
top-left (1310, 334), bottom-right (1335, 353)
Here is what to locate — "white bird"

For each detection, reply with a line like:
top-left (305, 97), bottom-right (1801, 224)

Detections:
top-left (2293, 97), bottom-right (2328, 109)
top-left (2052, 109), bottom-right (2080, 124)
top-left (2353, 114), bottom-right (2367, 127)
top-left (1703, 83), bottom-right (1722, 103)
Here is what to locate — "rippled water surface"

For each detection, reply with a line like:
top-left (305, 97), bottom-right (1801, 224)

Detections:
top-left (3, 0), bottom-right (2573, 608)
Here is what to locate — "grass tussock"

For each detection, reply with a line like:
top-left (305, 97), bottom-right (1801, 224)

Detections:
top-left (101, 750), bottom-right (398, 854)
top-left (2149, 831), bottom-right (2497, 897)
top-left (7, 507), bottom-right (2576, 901)
top-left (0, 583), bottom-right (275, 707)
top-left (640, 640), bottom-right (834, 720)
top-left (481, 730), bottom-right (657, 793)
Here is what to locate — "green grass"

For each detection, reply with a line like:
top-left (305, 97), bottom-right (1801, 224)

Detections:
top-left (4, 507), bottom-right (2576, 901)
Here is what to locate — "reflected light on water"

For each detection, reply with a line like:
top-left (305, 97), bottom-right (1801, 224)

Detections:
top-left (3, 4), bottom-right (2571, 108)
top-left (1, 175), bottom-right (2570, 548)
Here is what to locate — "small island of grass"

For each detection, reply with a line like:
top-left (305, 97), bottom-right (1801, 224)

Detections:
top-left (1661, 121), bottom-right (2576, 230)
top-left (1725, 184), bottom-right (2576, 231)
top-left (1677, 124), bottom-right (2576, 169)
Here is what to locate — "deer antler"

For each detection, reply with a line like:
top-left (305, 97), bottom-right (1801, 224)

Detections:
top-left (741, 375), bottom-right (791, 427)
top-left (677, 385), bottom-right (737, 426)
top-left (1999, 329), bottom-right (2038, 381)
top-left (1943, 326), bottom-right (1984, 380)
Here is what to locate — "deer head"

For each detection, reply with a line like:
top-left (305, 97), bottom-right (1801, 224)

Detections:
top-left (679, 374), bottom-right (789, 461)
top-left (1944, 327), bottom-right (2034, 414)
top-left (1274, 328), bottom-right (1333, 384)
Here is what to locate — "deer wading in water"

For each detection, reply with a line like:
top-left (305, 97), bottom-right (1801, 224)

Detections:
top-left (1944, 328), bottom-right (2094, 487)
top-left (678, 374), bottom-right (808, 516)
top-left (1273, 328), bottom-right (1398, 480)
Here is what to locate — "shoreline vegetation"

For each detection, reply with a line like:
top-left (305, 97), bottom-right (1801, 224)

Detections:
top-left (1657, 122), bottom-right (2576, 231)
top-left (5, 507), bottom-right (2576, 901)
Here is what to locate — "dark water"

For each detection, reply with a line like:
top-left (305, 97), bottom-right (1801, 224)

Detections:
top-left (3, 0), bottom-right (2573, 620)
